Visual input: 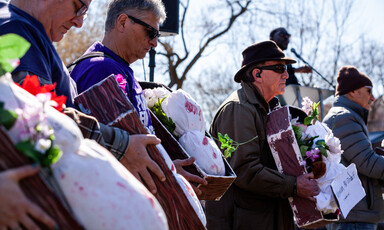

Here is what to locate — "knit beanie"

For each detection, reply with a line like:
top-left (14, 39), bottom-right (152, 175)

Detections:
top-left (335, 66), bottom-right (372, 96)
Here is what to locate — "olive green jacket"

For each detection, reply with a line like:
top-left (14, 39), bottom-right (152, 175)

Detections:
top-left (206, 81), bottom-right (296, 230)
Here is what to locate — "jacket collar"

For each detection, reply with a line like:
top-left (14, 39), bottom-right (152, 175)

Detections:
top-left (241, 81), bottom-right (270, 113)
top-left (334, 96), bottom-right (369, 124)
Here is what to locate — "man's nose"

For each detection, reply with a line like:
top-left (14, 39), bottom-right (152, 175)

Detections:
top-left (149, 37), bottom-right (158, 48)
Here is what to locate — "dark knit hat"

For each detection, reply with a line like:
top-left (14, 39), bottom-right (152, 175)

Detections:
top-left (234, 41), bottom-right (296, 83)
top-left (336, 66), bottom-right (372, 96)
top-left (269, 27), bottom-right (291, 39)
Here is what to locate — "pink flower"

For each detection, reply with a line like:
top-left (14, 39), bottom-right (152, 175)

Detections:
top-left (302, 97), bottom-right (313, 115)
top-left (115, 74), bottom-right (127, 95)
top-left (306, 148), bottom-right (320, 162)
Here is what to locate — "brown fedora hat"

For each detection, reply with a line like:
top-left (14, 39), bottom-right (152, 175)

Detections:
top-left (234, 41), bottom-right (296, 83)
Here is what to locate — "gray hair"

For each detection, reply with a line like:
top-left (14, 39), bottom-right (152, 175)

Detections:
top-left (105, 0), bottom-right (166, 32)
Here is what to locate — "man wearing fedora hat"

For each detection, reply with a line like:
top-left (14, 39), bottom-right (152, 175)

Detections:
top-left (323, 66), bottom-right (384, 230)
top-left (205, 41), bottom-right (319, 230)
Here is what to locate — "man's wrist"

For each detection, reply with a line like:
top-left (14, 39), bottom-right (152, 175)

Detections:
top-left (292, 178), bottom-right (297, 196)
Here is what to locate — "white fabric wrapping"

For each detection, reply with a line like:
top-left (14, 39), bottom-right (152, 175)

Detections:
top-left (54, 139), bottom-right (168, 230)
top-left (0, 75), bottom-right (168, 230)
top-left (161, 89), bottom-right (205, 137)
top-left (156, 144), bottom-right (207, 226)
top-left (179, 130), bottom-right (225, 175)
top-left (303, 121), bottom-right (345, 213)
top-left (161, 89), bottom-right (225, 176)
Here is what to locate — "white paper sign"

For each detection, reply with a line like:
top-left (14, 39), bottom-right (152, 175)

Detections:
top-left (331, 163), bottom-right (365, 218)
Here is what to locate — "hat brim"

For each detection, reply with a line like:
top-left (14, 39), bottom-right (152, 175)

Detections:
top-left (234, 57), bottom-right (297, 83)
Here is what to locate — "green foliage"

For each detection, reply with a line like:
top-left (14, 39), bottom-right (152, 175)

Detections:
top-left (150, 97), bottom-right (176, 134)
top-left (15, 137), bottom-right (62, 168)
top-left (304, 101), bottom-right (320, 125)
top-left (0, 102), bottom-right (18, 130)
top-left (0, 33), bottom-right (30, 76)
top-left (216, 132), bottom-right (258, 158)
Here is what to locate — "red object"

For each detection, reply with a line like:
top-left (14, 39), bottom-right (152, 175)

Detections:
top-left (16, 75), bottom-right (67, 112)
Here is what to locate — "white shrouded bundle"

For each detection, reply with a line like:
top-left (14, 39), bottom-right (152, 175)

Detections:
top-left (156, 144), bottom-right (207, 226)
top-left (161, 89), bottom-right (225, 176)
top-left (0, 75), bottom-right (168, 230)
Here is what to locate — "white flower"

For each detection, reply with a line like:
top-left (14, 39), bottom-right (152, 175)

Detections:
top-left (143, 87), bottom-right (169, 108)
top-left (34, 138), bottom-right (51, 153)
top-left (325, 133), bottom-right (343, 155)
top-left (301, 96), bottom-right (313, 115)
top-left (303, 121), bottom-right (329, 145)
top-left (36, 92), bottom-right (52, 103)
top-left (152, 87), bottom-right (170, 99)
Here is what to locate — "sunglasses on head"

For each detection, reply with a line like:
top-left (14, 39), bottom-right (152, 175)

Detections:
top-left (257, 64), bottom-right (287, 74)
top-left (127, 15), bottom-right (160, 40)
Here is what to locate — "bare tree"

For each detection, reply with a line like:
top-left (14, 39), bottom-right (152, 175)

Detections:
top-left (157, 0), bottom-right (252, 89)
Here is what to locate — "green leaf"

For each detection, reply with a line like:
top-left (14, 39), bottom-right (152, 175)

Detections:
top-left (300, 145), bottom-right (309, 158)
top-left (319, 147), bottom-right (328, 158)
top-left (151, 98), bottom-right (176, 134)
top-left (0, 33), bottom-right (30, 73)
top-left (304, 116), bottom-right (312, 126)
top-left (292, 125), bottom-right (303, 140)
top-left (0, 107), bottom-right (18, 130)
top-left (15, 140), bottom-right (40, 163)
top-left (40, 145), bottom-right (62, 167)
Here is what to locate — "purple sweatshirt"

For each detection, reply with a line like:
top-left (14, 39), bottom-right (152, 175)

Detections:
top-left (70, 42), bottom-right (154, 133)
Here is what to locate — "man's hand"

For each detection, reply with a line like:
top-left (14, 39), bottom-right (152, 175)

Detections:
top-left (0, 165), bottom-right (57, 230)
top-left (120, 134), bottom-right (166, 194)
top-left (296, 65), bottom-right (312, 73)
top-left (296, 172), bottom-right (320, 202)
top-left (173, 157), bottom-right (208, 196)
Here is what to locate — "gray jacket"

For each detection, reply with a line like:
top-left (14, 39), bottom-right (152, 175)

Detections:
top-left (323, 95), bottom-right (384, 223)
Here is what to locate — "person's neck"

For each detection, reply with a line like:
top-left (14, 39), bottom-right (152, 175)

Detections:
top-left (253, 82), bottom-right (274, 102)
top-left (102, 34), bottom-right (135, 64)
top-left (10, 0), bottom-right (37, 18)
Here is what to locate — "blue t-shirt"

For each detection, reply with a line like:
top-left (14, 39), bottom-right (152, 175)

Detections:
top-left (0, 2), bottom-right (78, 108)
top-left (70, 42), bottom-right (154, 133)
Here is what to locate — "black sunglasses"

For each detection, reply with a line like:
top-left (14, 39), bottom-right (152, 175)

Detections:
top-left (128, 15), bottom-right (160, 40)
top-left (257, 64), bottom-right (287, 74)
top-left (76, 0), bottom-right (88, 17)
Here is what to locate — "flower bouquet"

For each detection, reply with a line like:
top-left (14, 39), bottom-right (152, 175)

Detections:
top-left (265, 97), bottom-right (350, 228)
top-left (291, 97), bottom-right (345, 215)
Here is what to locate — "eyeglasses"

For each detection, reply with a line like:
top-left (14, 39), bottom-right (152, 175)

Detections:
top-left (257, 64), bottom-right (287, 74)
top-left (127, 15), bottom-right (160, 40)
top-left (365, 86), bottom-right (373, 96)
top-left (76, 0), bottom-right (88, 17)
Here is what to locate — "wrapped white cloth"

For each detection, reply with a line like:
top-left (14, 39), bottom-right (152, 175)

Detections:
top-left (0, 75), bottom-right (168, 230)
top-left (179, 130), bottom-right (225, 175)
top-left (303, 121), bottom-right (345, 214)
top-left (156, 144), bottom-right (207, 226)
top-left (161, 89), bottom-right (225, 176)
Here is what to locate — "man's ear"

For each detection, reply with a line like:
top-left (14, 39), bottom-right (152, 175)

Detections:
top-left (347, 90), bottom-right (357, 99)
top-left (116, 14), bottom-right (129, 32)
top-left (252, 68), bottom-right (263, 82)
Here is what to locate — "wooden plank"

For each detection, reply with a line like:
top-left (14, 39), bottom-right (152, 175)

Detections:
top-left (266, 106), bottom-right (334, 228)
top-left (75, 75), bottom-right (206, 230)
top-left (0, 129), bottom-right (84, 230)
